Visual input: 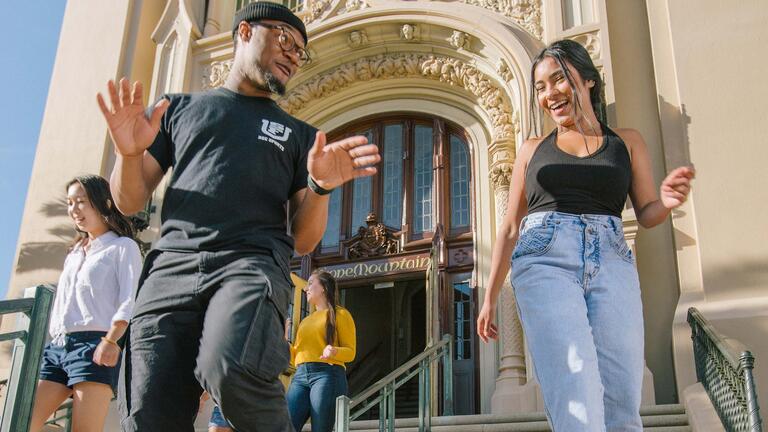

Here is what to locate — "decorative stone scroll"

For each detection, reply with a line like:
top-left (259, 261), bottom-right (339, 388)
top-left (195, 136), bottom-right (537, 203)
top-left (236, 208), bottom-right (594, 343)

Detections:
top-left (343, 213), bottom-right (400, 258)
top-left (461, 0), bottom-right (542, 40)
top-left (570, 31), bottom-right (601, 61)
top-left (277, 53), bottom-right (518, 140)
top-left (202, 60), bottom-right (232, 90)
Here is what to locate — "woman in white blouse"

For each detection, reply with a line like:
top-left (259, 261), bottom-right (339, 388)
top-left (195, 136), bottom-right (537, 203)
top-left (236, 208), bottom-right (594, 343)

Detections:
top-left (30, 175), bottom-right (142, 432)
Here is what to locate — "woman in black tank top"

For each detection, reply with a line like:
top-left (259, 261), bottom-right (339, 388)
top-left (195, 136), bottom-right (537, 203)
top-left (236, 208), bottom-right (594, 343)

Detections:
top-left (477, 40), bottom-right (694, 431)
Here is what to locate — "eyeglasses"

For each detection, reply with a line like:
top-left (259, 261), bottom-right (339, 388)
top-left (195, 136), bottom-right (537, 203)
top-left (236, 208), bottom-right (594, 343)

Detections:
top-left (253, 22), bottom-right (311, 67)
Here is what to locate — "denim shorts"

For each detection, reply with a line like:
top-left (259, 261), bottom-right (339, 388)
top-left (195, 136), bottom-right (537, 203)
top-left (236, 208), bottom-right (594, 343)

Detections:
top-left (39, 331), bottom-right (120, 392)
top-left (209, 405), bottom-right (229, 428)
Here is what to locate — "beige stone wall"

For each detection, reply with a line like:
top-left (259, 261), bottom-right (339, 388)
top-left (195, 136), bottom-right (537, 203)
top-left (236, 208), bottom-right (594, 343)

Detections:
top-left (645, 0), bottom-right (768, 407)
top-left (604, 0), bottom-right (681, 405)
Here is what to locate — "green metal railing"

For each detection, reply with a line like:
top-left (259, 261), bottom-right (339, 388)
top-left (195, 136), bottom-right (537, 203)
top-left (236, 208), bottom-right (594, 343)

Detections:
top-left (335, 334), bottom-right (453, 432)
top-left (0, 285), bottom-right (55, 432)
top-left (688, 307), bottom-right (763, 431)
top-left (45, 400), bottom-right (72, 432)
top-left (236, 0), bottom-right (304, 12)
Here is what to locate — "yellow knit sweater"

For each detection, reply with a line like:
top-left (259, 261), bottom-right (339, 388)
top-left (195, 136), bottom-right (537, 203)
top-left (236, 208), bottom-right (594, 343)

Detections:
top-left (290, 307), bottom-right (356, 368)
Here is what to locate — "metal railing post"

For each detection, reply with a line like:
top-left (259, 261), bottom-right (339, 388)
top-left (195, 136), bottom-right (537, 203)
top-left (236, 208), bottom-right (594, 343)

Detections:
top-left (418, 360), bottom-right (426, 432)
top-left (335, 395), bottom-right (350, 432)
top-left (442, 334), bottom-right (454, 416)
top-left (379, 384), bottom-right (387, 432)
top-left (741, 352), bottom-right (763, 431)
top-left (0, 285), bottom-right (55, 432)
top-left (425, 361), bottom-right (432, 431)
top-left (387, 382), bottom-right (395, 432)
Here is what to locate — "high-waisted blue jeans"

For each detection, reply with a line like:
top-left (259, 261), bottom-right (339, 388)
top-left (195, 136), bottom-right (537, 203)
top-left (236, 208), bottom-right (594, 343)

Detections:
top-left (511, 211), bottom-right (644, 431)
top-left (286, 362), bottom-right (348, 432)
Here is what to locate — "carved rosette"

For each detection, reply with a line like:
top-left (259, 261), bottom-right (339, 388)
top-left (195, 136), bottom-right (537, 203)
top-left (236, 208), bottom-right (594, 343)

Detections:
top-left (277, 53), bottom-right (517, 140)
top-left (461, 0), bottom-right (542, 40)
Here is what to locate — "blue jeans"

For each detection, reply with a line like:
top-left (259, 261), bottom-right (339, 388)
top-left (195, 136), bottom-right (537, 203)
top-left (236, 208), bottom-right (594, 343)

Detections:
top-left (286, 362), bottom-right (348, 432)
top-left (511, 211), bottom-right (643, 431)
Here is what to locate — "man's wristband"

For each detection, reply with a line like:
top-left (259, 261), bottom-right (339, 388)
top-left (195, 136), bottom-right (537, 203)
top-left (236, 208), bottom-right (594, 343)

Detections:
top-left (307, 174), bottom-right (333, 196)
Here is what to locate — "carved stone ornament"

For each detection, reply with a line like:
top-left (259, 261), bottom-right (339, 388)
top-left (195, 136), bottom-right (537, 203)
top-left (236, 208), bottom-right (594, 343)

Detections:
top-left (299, 0), bottom-right (540, 41)
top-left (277, 53), bottom-right (518, 140)
top-left (449, 30), bottom-right (470, 50)
top-left (400, 24), bottom-right (417, 41)
top-left (344, 0), bottom-right (370, 12)
top-left (490, 163), bottom-right (514, 189)
top-left (461, 0), bottom-right (542, 40)
top-left (570, 32), bottom-right (601, 61)
top-left (496, 58), bottom-right (513, 82)
top-left (202, 60), bottom-right (232, 90)
top-left (304, 0), bottom-right (333, 25)
top-left (347, 30), bottom-right (368, 48)
top-left (343, 213), bottom-right (400, 258)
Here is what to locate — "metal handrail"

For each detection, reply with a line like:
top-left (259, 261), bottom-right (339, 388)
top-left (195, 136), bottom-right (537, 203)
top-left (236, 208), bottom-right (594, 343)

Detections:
top-left (0, 285), bottom-right (55, 432)
top-left (688, 307), bottom-right (763, 431)
top-left (335, 334), bottom-right (453, 432)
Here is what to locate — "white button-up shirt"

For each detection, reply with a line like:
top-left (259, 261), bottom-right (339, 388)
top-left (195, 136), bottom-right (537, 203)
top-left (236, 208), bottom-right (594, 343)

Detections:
top-left (48, 231), bottom-right (142, 343)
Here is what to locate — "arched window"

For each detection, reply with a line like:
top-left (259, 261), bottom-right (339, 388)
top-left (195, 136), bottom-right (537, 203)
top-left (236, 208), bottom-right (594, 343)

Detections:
top-left (318, 115), bottom-right (472, 255)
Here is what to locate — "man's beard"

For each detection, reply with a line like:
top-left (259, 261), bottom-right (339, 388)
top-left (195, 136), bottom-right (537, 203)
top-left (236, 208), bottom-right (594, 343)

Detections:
top-left (262, 71), bottom-right (286, 95)
top-left (249, 63), bottom-right (286, 96)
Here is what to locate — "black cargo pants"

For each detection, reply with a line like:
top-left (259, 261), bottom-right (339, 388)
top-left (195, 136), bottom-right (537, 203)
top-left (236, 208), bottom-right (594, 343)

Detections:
top-left (118, 249), bottom-right (294, 432)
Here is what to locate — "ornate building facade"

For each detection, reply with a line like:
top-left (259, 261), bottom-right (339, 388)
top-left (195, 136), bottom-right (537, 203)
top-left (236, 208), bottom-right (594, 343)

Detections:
top-left (3, 0), bottom-right (766, 427)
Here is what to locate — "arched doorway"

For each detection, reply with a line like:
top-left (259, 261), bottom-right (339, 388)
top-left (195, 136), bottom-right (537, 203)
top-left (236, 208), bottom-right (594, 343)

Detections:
top-left (304, 114), bottom-right (478, 415)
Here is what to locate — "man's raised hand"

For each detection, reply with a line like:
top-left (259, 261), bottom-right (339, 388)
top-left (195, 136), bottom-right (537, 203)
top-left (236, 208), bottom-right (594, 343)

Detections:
top-left (97, 78), bottom-right (169, 158)
top-left (307, 131), bottom-right (381, 191)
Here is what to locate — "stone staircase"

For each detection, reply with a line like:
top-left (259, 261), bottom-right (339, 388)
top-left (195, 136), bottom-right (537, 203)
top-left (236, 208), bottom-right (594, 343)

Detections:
top-left (328, 404), bottom-right (690, 431)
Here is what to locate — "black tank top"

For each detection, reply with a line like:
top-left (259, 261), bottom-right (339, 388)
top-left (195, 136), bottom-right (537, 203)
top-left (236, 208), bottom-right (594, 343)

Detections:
top-left (525, 125), bottom-right (632, 217)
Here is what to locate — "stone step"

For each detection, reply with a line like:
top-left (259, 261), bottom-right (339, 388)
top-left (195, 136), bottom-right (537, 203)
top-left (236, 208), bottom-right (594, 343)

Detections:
top-left (333, 404), bottom-right (688, 432)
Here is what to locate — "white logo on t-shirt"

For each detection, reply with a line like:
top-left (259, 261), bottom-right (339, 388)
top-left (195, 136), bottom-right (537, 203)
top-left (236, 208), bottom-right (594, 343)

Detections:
top-left (261, 120), bottom-right (292, 141)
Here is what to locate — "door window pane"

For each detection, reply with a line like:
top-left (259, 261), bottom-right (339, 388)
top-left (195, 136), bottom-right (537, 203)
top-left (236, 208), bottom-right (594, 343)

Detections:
top-left (450, 135), bottom-right (470, 229)
top-left (413, 125), bottom-right (434, 233)
top-left (321, 187), bottom-right (343, 247)
top-left (453, 281), bottom-right (472, 360)
top-left (351, 130), bottom-right (374, 230)
top-left (382, 124), bottom-right (404, 228)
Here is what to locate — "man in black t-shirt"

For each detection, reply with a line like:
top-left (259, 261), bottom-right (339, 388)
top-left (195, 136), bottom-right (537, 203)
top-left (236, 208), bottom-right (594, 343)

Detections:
top-left (97, 3), bottom-right (380, 431)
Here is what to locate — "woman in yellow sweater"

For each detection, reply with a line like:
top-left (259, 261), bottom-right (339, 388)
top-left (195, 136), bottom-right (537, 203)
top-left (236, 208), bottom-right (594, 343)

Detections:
top-left (287, 270), bottom-right (356, 432)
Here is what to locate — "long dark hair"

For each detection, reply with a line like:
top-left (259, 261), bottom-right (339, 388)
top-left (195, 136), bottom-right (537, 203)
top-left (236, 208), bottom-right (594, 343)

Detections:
top-left (67, 175), bottom-right (135, 248)
top-left (528, 39), bottom-right (606, 137)
top-left (311, 270), bottom-right (340, 346)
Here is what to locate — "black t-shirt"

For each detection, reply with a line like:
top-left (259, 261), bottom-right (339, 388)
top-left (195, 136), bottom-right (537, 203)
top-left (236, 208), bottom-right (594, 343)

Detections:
top-left (147, 87), bottom-right (316, 265)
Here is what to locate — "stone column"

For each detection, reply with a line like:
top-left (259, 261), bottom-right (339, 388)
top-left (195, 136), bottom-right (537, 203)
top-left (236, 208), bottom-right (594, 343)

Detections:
top-left (488, 144), bottom-right (542, 413)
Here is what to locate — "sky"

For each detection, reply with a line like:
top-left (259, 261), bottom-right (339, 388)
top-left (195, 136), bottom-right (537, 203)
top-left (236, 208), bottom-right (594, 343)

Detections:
top-left (0, 1), bottom-right (67, 299)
